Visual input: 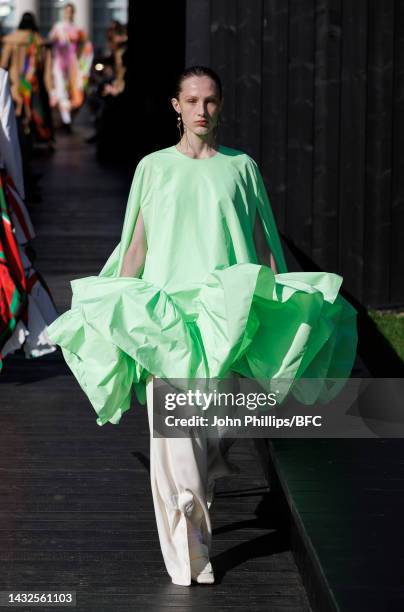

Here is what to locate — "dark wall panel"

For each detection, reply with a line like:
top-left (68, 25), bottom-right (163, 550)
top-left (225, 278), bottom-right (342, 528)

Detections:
top-left (127, 1), bottom-right (186, 159)
top-left (364, 0), bottom-right (395, 306)
top-left (186, 0), bottom-right (210, 66)
top-left (210, 1), bottom-right (237, 145)
top-left (235, 0), bottom-right (262, 154)
top-left (312, 0), bottom-right (341, 273)
top-left (286, 0), bottom-right (315, 258)
top-left (185, 0), bottom-right (404, 308)
top-left (390, 0), bottom-right (404, 305)
top-left (338, 0), bottom-right (367, 302)
top-left (261, 0), bottom-right (289, 234)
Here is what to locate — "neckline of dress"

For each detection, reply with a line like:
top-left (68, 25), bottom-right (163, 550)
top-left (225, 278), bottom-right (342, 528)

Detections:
top-left (172, 144), bottom-right (222, 161)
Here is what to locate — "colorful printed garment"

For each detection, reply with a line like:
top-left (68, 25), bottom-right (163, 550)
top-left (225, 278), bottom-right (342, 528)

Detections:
top-left (0, 171), bottom-right (27, 369)
top-left (0, 29), bottom-right (53, 142)
top-left (0, 170), bottom-right (58, 369)
top-left (18, 32), bottom-right (52, 141)
top-left (49, 20), bottom-right (93, 123)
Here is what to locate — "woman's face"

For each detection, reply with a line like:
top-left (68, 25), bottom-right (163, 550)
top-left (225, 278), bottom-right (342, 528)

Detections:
top-left (172, 75), bottom-right (222, 139)
top-left (64, 5), bottom-right (74, 21)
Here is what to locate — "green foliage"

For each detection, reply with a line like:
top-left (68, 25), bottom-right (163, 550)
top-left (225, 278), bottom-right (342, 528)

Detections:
top-left (368, 309), bottom-right (404, 362)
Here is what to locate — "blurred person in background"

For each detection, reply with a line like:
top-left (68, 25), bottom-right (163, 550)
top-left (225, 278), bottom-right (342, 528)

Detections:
top-left (1, 12), bottom-right (54, 201)
top-left (48, 2), bottom-right (93, 131)
top-left (103, 20), bottom-right (127, 97)
top-left (91, 20), bottom-right (128, 161)
top-left (0, 12), bottom-right (53, 145)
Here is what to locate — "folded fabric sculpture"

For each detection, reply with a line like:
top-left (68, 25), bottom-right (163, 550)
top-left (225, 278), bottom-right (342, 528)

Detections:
top-left (47, 145), bottom-right (358, 426)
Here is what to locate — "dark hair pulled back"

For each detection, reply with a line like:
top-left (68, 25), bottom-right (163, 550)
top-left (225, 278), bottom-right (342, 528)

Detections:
top-left (18, 12), bottom-right (39, 31)
top-left (173, 65), bottom-right (223, 101)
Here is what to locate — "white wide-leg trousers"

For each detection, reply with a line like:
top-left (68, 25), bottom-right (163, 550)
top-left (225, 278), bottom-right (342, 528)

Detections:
top-left (145, 374), bottom-right (238, 585)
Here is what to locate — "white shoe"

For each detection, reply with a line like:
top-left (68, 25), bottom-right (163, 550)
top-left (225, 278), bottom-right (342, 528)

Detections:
top-left (170, 525), bottom-right (215, 585)
top-left (191, 557), bottom-right (215, 584)
top-left (187, 520), bottom-right (215, 584)
top-left (170, 491), bottom-right (215, 586)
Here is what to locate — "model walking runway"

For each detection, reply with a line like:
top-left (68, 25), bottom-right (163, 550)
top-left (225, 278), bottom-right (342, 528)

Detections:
top-left (48, 65), bottom-right (357, 585)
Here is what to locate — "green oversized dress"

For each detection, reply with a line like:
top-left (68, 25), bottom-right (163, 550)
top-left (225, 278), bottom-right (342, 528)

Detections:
top-left (47, 144), bottom-right (358, 426)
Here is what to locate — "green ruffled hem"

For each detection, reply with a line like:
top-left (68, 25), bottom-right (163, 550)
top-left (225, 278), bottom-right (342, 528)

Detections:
top-left (47, 263), bottom-right (358, 426)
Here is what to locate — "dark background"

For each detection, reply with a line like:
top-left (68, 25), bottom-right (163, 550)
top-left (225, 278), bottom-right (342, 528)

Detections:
top-left (125, 0), bottom-right (404, 310)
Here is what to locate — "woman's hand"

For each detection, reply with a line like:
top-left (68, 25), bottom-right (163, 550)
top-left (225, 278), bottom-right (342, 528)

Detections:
top-left (120, 209), bottom-right (148, 277)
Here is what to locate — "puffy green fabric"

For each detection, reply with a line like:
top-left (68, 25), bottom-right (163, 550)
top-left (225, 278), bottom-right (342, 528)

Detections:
top-left (47, 145), bottom-right (357, 426)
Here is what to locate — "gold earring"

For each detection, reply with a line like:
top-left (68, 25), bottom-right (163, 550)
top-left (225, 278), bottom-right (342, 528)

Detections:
top-left (177, 114), bottom-right (183, 138)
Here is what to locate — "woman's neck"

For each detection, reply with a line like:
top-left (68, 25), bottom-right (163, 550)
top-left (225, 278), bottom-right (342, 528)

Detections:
top-left (177, 134), bottom-right (218, 157)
